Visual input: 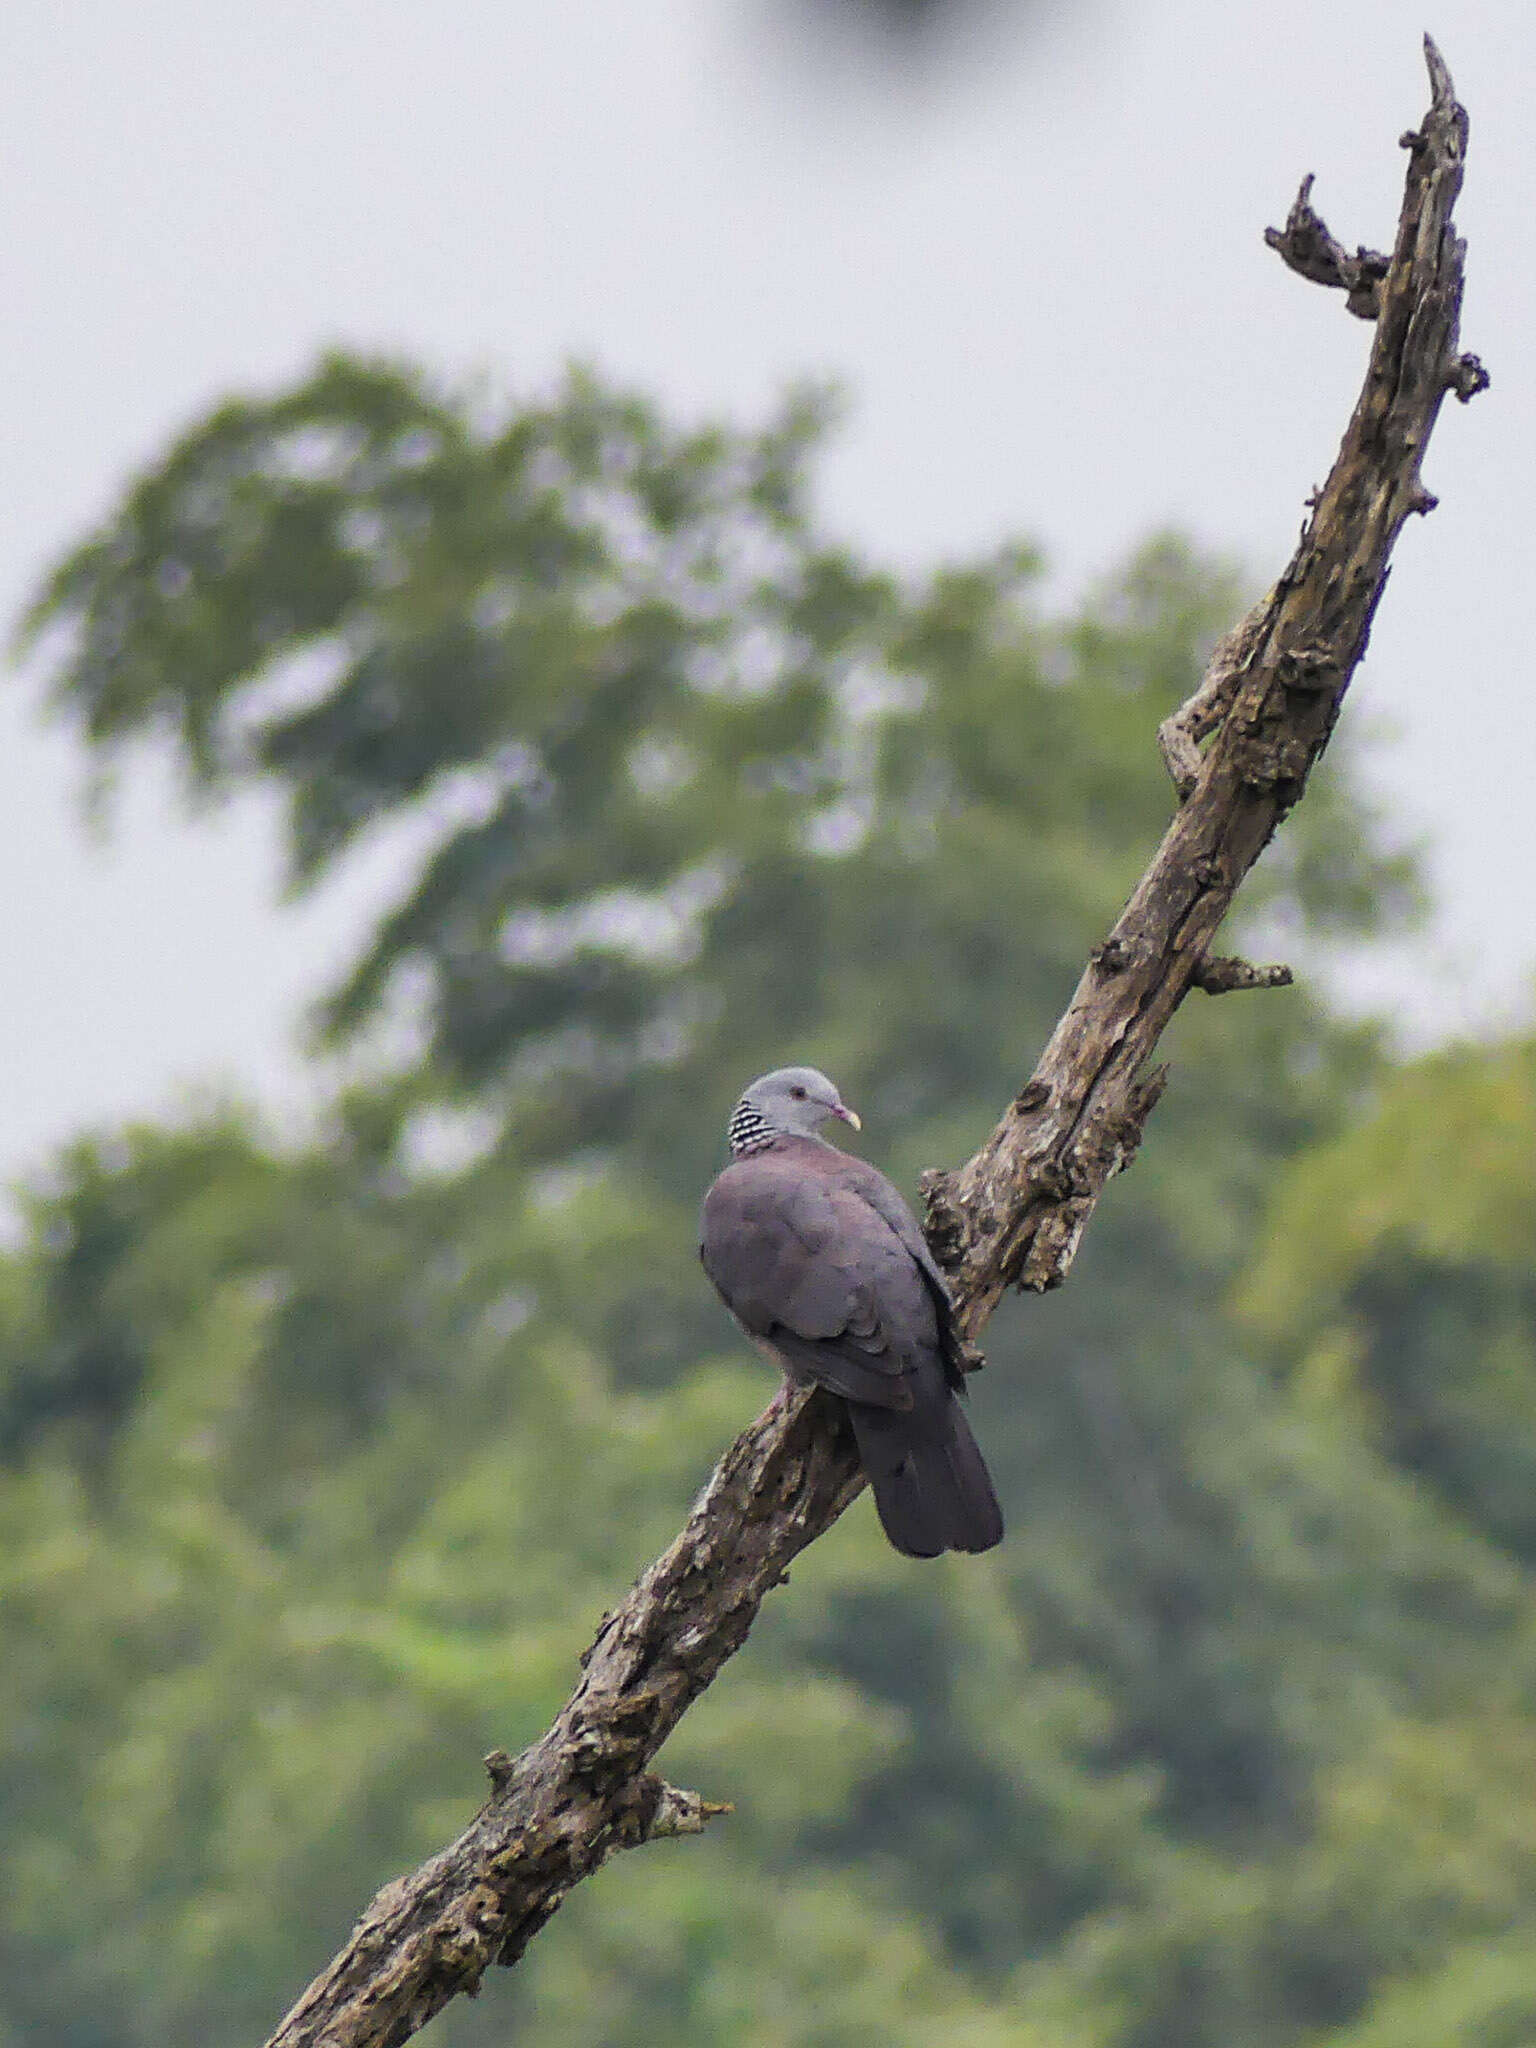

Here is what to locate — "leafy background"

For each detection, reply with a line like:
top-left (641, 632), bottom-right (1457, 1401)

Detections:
top-left (3, 363), bottom-right (1534, 2046)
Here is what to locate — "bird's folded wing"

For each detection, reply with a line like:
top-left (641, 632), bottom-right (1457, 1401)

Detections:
top-left (702, 1170), bottom-right (918, 1408)
top-left (841, 1155), bottom-right (955, 1305)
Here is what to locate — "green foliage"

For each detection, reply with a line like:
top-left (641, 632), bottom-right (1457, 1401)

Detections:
top-left (1239, 1039), bottom-right (1536, 1561)
top-left (1328, 1937), bottom-right (1536, 2048)
top-left (4, 357), bottom-right (1531, 2048)
top-left (18, 356), bottom-right (1403, 1169)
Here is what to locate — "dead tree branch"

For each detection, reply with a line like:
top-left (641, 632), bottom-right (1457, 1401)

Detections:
top-left (924, 33), bottom-right (1483, 1337)
top-left (1263, 172), bottom-right (1391, 318)
top-left (266, 40), bottom-right (1483, 2048)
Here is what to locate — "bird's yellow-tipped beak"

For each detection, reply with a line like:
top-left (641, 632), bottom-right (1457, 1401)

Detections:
top-left (836, 1104), bottom-right (862, 1131)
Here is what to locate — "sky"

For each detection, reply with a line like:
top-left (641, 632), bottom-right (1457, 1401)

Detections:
top-left (2, 0), bottom-right (1532, 1189)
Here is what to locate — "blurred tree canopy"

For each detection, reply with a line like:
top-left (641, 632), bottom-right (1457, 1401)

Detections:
top-left (3, 358), bottom-right (1531, 2048)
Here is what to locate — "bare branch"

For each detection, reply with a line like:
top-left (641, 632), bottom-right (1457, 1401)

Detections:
top-left (1263, 172), bottom-right (1390, 319)
top-left (932, 32), bottom-right (1480, 1331)
top-left (1157, 605), bottom-right (1268, 799)
top-left (265, 40), bottom-right (1483, 2048)
top-left (1191, 956), bottom-right (1294, 996)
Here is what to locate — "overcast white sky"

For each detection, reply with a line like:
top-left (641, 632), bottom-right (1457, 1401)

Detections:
top-left (2, 0), bottom-right (1531, 1188)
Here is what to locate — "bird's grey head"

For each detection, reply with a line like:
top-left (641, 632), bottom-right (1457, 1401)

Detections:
top-left (727, 1066), bottom-right (862, 1156)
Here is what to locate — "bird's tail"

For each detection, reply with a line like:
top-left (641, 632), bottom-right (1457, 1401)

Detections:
top-left (848, 1393), bottom-right (1004, 1558)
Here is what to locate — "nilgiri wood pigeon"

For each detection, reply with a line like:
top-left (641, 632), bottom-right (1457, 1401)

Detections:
top-left (700, 1066), bottom-right (1003, 1558)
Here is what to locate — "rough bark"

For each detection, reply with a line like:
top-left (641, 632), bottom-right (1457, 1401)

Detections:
top-left (266, 40), bottom-right (1483, 2048)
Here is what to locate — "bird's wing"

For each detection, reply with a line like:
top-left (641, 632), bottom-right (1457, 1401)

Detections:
top-left (836, 1154), bottom-right (967, 1388)
top-left (700, 1149), bottom-right (935, 1411)
top-left (839, 1156), bottom-right (951, 1298)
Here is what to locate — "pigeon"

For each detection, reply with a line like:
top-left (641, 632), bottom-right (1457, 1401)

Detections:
top-left (700, 1065), bottom-right (1003, 1558)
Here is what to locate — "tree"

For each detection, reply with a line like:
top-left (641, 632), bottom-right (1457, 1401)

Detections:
top-left (3, 39), bottom-right (1486, 2048)
top-left (1239, 1037), bottom-right (1536, 1564)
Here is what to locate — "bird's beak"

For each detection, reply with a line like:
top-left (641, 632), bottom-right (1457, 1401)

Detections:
top-left (833, 1103), bottom-right (862, 1132)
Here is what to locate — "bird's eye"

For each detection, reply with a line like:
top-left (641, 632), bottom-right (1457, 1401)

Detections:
top-left (790, 1085), bottom-right (807, 1100)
